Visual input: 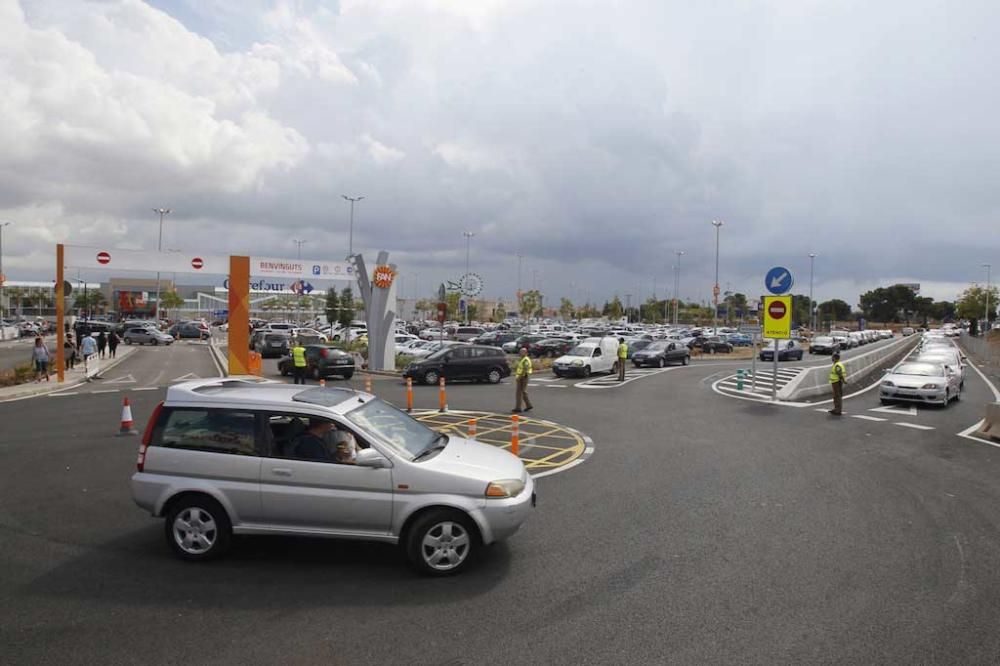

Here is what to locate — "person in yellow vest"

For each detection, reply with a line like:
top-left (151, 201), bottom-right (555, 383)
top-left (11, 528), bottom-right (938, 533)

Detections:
top-left (512, 347), bottom-right (534, 413)
top-left (828, 352), bottom-right (847, 415)
top-left (617, 337), bottom-right (628, 381)
top-left (291, 337), bottom-right (308, 385)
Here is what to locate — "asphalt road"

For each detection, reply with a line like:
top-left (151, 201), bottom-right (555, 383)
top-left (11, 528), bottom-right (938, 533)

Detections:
top-left (3, 339), bottom-right (1000, 664)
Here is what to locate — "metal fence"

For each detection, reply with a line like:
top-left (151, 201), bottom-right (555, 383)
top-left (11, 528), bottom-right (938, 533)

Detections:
top-left (960, 334), bottom-right (998, 367)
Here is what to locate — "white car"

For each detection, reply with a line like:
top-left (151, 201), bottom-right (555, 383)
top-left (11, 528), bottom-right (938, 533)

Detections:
top-left (552, 337), bottom-right (620, 378)
top-left (291, 327), bottom-right (329, 342)
top-left (880, 361), bottom-right (961, 406)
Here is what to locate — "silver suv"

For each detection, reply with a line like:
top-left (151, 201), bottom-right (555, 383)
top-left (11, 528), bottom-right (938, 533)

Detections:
top-left (131, 378), bottom-right (535, 575)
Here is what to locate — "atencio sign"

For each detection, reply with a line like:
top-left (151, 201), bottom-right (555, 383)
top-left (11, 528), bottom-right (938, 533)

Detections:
top-left (762, 295), bottom-right (792, 339)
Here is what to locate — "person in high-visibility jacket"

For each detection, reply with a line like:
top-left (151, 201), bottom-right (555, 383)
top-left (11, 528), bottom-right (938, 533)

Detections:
top-left (828, 352), bottom-right (847, 415)
top-left (512, 347), bottom-right (534, 413)
top-left (291, 337), bottom-right (308, 385)
top-left (617, 337), bottom-right (628, 381)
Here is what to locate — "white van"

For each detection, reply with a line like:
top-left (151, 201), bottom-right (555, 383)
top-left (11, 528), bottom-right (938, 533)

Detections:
top-left (552, 337), bottom-right (620, 378)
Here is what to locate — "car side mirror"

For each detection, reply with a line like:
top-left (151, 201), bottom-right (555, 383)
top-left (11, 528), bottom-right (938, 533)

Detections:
top-left (355, 448), bottom-right (391, 468)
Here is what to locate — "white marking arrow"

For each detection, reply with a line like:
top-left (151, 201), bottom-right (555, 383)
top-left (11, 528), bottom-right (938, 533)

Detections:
top-left (171, 373), bottom-right (201, 382)
top-left (104, 374), bottom-right (136, 384)
top-left (770, 271), bottom-right (789, 288)
top-left (870, 404), bottom-right (918, 416)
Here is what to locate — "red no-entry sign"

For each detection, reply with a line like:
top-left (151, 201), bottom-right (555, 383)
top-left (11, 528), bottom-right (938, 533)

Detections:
top-left (767, 300), bottom-right (786, 319)
top-left (96, 251), bottom-right (111, 265)
top-left (191, 257), bottom-right (204, 269)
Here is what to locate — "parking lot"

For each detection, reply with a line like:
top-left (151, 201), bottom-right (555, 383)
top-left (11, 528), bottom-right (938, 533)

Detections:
top-left (4, 330), bottom-right (1000, 664)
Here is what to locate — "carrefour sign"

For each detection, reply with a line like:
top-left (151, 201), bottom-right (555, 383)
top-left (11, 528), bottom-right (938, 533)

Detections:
top-left (223, 278), bottom-right (288, 291)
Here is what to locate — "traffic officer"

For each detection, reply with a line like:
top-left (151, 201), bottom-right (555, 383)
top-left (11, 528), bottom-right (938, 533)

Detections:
top-left (291, 337), bottom-right (308, 385)
top-left (512, 347), bottom-right (534, 413)
top-left (617, 337), bottom-right (628, 381)
top-left (828, 352), bottom-right (847, 415)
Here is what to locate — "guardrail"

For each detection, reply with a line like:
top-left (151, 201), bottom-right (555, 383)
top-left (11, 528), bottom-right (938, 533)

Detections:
top-left (777, 335), bottom-right (920, 402)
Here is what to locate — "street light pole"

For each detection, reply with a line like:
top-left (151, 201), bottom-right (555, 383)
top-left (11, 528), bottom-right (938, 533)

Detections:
top-left (293, 240), bottom-right (307, 324)
top-left (152, 208), bottom-right (170, 324)
top-left (673, 250), bottom-right (684, 325)
top-left (985, 263), bottom-right (993, 333)
top-left (462, 231), bottom-right (475, 324)
top-left (808, 253), bottom-right (816, 331)
top-left (711, 220), bottom-right (723, 333)
top-left (0, 222), bottom-right (9, 341)
top-left (341, 195), bottom-right (364, 259)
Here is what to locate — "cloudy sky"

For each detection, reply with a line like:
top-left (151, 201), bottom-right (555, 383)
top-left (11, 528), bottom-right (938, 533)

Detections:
top-left (2, 0), bottom-right (998, 307)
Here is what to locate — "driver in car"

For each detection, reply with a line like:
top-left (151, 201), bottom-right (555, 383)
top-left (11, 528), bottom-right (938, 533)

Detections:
top-left (290, 418), bottom-right (357, 464)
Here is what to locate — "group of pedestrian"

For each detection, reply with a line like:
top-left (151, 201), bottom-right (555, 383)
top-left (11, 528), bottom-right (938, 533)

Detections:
top-left (92, 330), bottom-right (120, 359)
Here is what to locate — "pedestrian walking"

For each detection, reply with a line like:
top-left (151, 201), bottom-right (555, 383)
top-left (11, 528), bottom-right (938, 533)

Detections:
top-left (63, 333), bottom-right (77, 370)
top-left (512, 347), bottom-right (534, 413)
top-left (108, 330), bottom-right (120, 358)
top-left (617, 337), bottom-right (628, 382)
top-left (96, 330), bottom-right (107, 359)
top-left (291, 337), bottom-right (308, 385)
top-left (828, 352), bottom-right (847, 415)
top-left (80, 333), bottom-right (97, 378)
top-left (31, 336), bottom-right (51, 382)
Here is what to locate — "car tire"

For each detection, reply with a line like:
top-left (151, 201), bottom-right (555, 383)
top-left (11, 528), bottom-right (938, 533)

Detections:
top-left (164, 495), bottom-right (231, 562)
top-left (487, 368), bottom-right (503, 384)
top-left (708, 347), bottom-right (716, 354)
top-left (657, 358), bottom-right (664, 368)
top-left (125, 338), bottom-right (132, 345)
top-left (553, 370), bottom-right (562, 378)
top-left (405, 509), bottom-right (477, 577)
top-left (583, 366), bottom-right (591, 378)
top-left (797, 352), bottom-right (803, 360)
top-left (311, 366), bottom-right (321, 380)
top-left (152, 339), bottom-right (158, 346)
top-left (341, 371), bottom-right (354, 380)
top-left (280, 365), bottom-right (289, 376)
top-left (880, 398), bottom-right (891, 405)
top-left (424, 369), bottom-right (440, 385)
top-left (682, 355), bottom-right (689, 366)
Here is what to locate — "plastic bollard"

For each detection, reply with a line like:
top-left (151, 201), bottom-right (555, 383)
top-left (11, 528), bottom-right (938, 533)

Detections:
top-left (365, 374), bottom-right (372, 394)
top-left (468, 418), bottom-right (477, 440)
top-left (736, 368), bottom-right (745, 391)
top-left (438, 377), bottom-right (447, 412)
top-left (406, 377), bottom-right (413, 412)
top-left (510, 414), bottom-right (520, 456)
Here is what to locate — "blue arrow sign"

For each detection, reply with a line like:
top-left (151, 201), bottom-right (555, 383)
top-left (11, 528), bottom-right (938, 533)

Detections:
top-left (303, 282), bottom-right (314, 294)
top-left (764, 266), bottom-right (794, 295)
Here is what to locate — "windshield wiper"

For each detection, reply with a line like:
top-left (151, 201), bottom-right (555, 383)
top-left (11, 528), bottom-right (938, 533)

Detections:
top-left (413, 433), bottom-right (449, 461)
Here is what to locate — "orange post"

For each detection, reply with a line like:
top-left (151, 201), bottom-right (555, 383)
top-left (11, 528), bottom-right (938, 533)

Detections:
top-left (56, 244), bottom-right (65, 383)
top-left (438, 376), bottom-right (447, 412)
top-left (510, 414), bottom-right (520, 456)
top-left (227, 255), bottom-right (251, 375)
top-left (406, 377), bottom-right (413, 412)
top-left (467, 418), bottom-right (477, 440)
top-left (365, 373), bottom-right (372, 394)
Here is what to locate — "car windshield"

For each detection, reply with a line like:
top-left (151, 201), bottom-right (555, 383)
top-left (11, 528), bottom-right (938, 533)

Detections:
top-left (646, 341), bottom-right (669, 351)
top-left (893, 363), bottom-right (943, 377)
top-left (424, 346), bottom-right (450, 360)
top-left (345, 397), bottom-right (439, 459)
top-left (568, 345), bottom-right (594, 356)
top-left (814, 337), bottom-right (833, 344)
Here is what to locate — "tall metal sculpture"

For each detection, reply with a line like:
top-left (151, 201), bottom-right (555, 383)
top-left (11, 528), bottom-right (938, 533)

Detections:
top-left (351, 251), bottom-right (397, 371)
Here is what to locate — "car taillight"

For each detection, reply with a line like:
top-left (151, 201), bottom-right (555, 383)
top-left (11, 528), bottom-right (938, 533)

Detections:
top-left (138, 401), bottom-right (164, 472)
top-left (321, 348), bottom-right (329, 358)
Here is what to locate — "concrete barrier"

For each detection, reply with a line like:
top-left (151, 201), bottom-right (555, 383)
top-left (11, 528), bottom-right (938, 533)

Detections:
top-left (778, 335), bottom-right (920, 402)
top-left (977, 403), bottom-right (1000, 442)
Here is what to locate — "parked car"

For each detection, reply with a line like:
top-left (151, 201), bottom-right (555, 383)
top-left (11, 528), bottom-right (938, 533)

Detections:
top-left (278, 344), bottom-right (355, 380)
top-left (403, 345), bottom-right (511, 385)
top-left (808, 336), bottom-right (840, 355)
top-left (169, 322), bottom-right (210, 340)
top-left (726, 333), bottom-right (753, 347)
top-left (700, 336), bottom-right (734, 354)
top-left (552, 337), bottom-right (620, 378)
top-left (502, 335), bottom-right (546, 354)
top-left (123, 327), bottom-right (174, 346)
top-left (880, 361), bottom-right (961, 406)
top-left (528, 338), bottom-right (574, 358)
top-left (452, 326), bottom-right (486, 342)
top-left (131, 378), bottom-right (534, 575)
top-left (625, 339), bottom-right (652, 358)
top-left (255, 332), bottom-right (291, 358)
top-left (759, 339), bottom-right (804, 361)
top-left (631, 340), bottom-right (690, 368)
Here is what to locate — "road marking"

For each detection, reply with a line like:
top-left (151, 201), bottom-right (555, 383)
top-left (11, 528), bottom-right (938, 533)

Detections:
top-left (852, 415), bottom-right (888, 422)
top-left (91, 389), bottom-right (120, 394)
top-left (133, 387), bottom-right (159, 391)
top-left (870, 404), bottom-right (918, 416)
top-left (48, 392), bottom-right (79, 397)
top-left (172, 372), bottom-right (201, 382)
top-left (895, 422), bottom-right (935, 431)
top-left (104, 374), bottom-right (136, 384)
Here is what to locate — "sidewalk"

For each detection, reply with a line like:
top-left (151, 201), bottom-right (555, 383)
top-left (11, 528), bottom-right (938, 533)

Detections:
top-left (0, 345), bottom-right (137, 401)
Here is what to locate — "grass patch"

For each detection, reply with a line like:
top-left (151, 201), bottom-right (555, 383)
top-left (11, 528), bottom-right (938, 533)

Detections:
top-left (0, 362), bottom-right (36, 387)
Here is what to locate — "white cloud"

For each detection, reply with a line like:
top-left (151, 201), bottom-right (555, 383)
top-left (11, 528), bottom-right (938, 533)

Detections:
top-left (361, 134), bottom-right (405, 166)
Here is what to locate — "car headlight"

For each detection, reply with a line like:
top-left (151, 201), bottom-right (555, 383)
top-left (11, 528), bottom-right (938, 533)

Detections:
top-left (921, 383), bottom-right (941, 390)
top-left (485, 479), bottom-right (525, 498)
top-left (572, 359), bottom-right (584, 366)
top-left (882, 380), bottom-right (895, 387)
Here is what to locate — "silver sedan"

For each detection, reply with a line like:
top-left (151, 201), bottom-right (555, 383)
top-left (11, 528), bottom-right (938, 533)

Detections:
top-left (880, 361), bottom-right (961, 406)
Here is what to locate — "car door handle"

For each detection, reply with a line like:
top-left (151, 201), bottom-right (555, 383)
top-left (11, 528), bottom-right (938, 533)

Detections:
top-left (270, 468), bottom-right (293, 476)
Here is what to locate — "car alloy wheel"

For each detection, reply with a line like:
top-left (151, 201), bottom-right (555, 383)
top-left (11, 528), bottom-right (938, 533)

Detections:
top-left (406, 510), bottom-right (475, 576)
top-left (487, 368), bottom-right (503, 384)
top-left (583, 366), bottom-right (591, 377)
top-left (657, 358), bottom-right (664, 368)
top-left (165, 497), bottom-right (231, 561)
top-left (424, 369), bottom-right (440, 385)
top-left (682, 356), bottom-right (689, 366)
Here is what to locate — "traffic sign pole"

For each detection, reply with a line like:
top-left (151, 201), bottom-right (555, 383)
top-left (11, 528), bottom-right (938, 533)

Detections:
top-left (772, 338), bottom-right (779, 402)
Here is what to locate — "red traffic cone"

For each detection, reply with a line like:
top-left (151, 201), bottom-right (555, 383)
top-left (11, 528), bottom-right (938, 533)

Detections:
top-left (117, 396), bottom-right (139, 436)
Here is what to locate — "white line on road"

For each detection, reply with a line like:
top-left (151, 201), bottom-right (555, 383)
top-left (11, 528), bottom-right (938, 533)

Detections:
top-left (48, 392), bottom-right (79, 397)
top-left (852, 415), bottom-right (888, 422)
top-left (895, 422), bottom-right (935, 431)
top-left (133, 387), bottom-right (159, 391)
top-left (92, 389), bottom-right (120, 394)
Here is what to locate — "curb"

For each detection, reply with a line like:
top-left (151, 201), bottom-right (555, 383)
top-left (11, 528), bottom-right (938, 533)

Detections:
top-left (0, 345), bottom-right (139, 402)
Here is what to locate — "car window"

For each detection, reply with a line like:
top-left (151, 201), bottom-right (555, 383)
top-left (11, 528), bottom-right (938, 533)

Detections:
top-left (154, 408), bottom-right (257, 456)
top-left (344, 398), bottom-right (436, 459)
top-left (263, 412), bottom-right (365, 463)
top-left (450, 347), bottom-right (472, 359)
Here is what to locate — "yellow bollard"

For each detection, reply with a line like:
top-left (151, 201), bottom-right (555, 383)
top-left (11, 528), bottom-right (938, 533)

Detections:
top-left (438, 376), bottom-right (447, 412)
top-left (406, 377), bottom-right (413, 412)
top-left (467, 418), bottom-right (477, 440)
top-left (510, 414), bottom-right (519, 456)
top-left (365, 373), bottom-right (372, 394)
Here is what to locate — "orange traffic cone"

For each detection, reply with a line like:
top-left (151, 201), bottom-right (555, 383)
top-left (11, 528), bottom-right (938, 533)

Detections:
top-left (117, 396), bottom-right (139, 436)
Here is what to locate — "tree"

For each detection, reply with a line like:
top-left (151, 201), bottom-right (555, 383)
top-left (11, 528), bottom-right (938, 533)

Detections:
top-left (602, 296), bottom-right (623, 319)
top-left (519, 290), bottom-right (542, 319)
top-left (493, 302), bottom-right (506, 322)
top-left (75, 290), bottom-right (106, 315)
top-left (324, 288), bottom-right (340, 324)
top-left (817, 299), bottom-right (851, 323)
top-left (466, 302), bottom-right (479, 322)
top-left (338, 287), bottom-right (355, 328)
top-left (559, 298), bottom-right (574, 321)
top-left (859, 284), bottom-right (918, 323)
top-left (956, 284), bottom-right (998, 323)
top-left (159, 290), bottom-right (185, 320)
top-left (414, 298), bottom-right (435, 320)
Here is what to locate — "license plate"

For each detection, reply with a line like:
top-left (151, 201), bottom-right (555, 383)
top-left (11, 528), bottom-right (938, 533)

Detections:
top-left (271, 342), bottom-right (282, 347)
